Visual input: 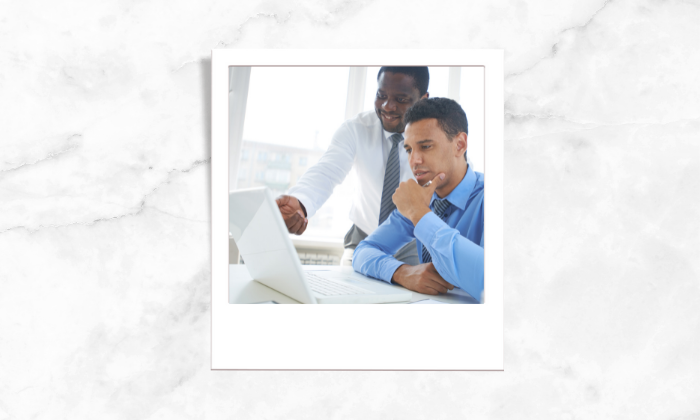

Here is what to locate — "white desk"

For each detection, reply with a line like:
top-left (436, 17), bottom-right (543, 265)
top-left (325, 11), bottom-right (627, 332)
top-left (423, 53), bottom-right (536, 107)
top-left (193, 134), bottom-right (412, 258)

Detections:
top-left (229, 264), bottom-right (479, 304)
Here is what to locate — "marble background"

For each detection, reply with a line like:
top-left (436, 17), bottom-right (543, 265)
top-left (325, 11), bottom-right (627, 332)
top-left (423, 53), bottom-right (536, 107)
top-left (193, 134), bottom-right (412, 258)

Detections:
top-left (1, 0), bottom-right (698, 418)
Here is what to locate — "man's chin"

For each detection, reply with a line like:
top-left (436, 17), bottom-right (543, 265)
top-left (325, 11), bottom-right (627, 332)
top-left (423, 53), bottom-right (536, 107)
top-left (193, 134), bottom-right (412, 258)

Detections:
top-left (383, 123), bottom-right (404, 133)
top-left (376, 112), bottom-right (403, 132)
top-left (417, 177), bottom-right (432, 187)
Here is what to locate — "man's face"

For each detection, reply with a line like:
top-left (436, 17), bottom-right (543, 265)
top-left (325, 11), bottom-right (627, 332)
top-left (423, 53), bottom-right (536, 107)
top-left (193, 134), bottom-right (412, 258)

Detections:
top-left (403, 118), bottom-right (467, 195)
top-left (374, 71), bottom-right (427, 133)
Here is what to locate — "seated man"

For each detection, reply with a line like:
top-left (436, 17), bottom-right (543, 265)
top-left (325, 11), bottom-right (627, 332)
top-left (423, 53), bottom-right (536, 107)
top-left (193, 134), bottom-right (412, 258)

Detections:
top-left (352, 97), bottom-right (484, 302)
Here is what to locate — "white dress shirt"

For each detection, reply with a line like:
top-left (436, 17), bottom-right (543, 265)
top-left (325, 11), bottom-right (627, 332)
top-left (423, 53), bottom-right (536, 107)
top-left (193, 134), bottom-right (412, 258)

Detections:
top-left (288, 110), bottom-right (414, 235)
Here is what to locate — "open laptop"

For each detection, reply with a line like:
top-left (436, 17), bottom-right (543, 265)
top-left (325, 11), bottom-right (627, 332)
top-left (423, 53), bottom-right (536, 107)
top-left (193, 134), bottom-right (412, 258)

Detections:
top-left (229, 187), bottom-right (412, 304)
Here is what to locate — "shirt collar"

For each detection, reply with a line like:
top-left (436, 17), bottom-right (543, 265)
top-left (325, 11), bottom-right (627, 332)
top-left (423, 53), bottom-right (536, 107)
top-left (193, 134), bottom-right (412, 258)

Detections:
top-left (430, 164), bottom-right (476, 211)
top-left (383, 129), bottom-right (404, 143)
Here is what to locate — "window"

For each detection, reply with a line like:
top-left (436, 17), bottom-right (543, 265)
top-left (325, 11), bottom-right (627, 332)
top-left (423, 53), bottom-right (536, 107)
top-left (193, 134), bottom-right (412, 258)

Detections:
top-left (231, 66), bottom-right (480, 242)
top-left (238, 166), bottom-right (247, 180)
top-left (265, 169), bottom-right (291, 184)
top-left (459, 67), bottom-right (485, 173)
top-left (239, 67), bottom-right (351, 240)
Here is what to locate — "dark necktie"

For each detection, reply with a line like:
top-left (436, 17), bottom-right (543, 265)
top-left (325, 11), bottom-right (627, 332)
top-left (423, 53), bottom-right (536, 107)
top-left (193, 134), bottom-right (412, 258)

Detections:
top-left (378, 133), bottom-right (404, 225)
top-left (421, 198), bottom-right (451, 264)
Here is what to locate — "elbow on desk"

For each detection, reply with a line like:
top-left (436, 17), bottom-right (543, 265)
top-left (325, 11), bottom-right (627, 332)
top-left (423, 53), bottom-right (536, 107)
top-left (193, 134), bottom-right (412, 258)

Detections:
top-left (351, 241), bottom-right (374, 275)
top-left (350, 243), bottom-right (364, 273)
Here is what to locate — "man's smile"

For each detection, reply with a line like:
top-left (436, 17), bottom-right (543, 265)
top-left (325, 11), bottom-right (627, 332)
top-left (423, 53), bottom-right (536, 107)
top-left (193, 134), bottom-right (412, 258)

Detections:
top-left (380, 112), bottom-right (401, 122)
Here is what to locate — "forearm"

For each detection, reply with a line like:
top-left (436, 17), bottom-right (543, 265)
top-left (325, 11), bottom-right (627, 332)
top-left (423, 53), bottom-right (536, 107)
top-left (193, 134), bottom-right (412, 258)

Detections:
top-left (415, 213), bottom-right (484, 300)
top-left (352, 211), bottom-right (415, 282)
top-left (288, 121), bottom-right (356, 218)
top-left (289, 164), bottom-right (348, 218)
top-left (353, 241), bottom-right (405, 283)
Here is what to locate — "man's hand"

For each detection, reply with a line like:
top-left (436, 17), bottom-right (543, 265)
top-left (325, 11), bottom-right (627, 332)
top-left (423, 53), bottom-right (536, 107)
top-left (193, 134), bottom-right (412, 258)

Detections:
top-left (275, 195), bottom-right (308, 235)
top-left (392, 263), bottom-right (455, 295)
top-left (392, 173), bottom-right (445, 225)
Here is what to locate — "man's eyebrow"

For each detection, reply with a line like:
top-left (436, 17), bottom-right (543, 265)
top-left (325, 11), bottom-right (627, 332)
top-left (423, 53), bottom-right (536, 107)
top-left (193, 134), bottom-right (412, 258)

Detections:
top-left (404, 139), bottom-right (433, 149)
top-left (377, 89), bottom-right (409, 97)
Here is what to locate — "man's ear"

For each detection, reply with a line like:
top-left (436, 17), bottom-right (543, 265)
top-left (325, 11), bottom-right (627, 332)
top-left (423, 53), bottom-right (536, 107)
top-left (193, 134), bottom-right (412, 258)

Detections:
top-left (454, 132), bottom-right (468, 158)
top-left (422, 92), bottom-right (429, 99)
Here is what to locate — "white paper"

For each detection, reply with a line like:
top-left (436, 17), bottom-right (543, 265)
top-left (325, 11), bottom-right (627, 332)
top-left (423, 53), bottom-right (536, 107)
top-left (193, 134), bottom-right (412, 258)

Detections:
top-left (410, 299), bottom-right (449, 304)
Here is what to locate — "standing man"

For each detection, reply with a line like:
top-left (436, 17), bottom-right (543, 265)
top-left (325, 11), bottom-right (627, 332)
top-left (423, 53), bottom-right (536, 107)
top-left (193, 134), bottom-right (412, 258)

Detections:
top-left (352, 97), bottom-right (484, 303)
top-left (275, 67), bottom-right (430, 265)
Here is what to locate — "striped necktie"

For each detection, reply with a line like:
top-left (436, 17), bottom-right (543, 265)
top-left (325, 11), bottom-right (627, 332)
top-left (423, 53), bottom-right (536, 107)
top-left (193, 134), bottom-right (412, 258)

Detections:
top-left (421, 198), bottom-right (451, 264)
top-left (378, 133), bottom-right (404, 225)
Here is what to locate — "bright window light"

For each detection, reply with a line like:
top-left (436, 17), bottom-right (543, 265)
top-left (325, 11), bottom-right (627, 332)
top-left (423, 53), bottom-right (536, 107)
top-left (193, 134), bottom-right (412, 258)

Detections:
top-left (237, 67), bottom-right (354, 240)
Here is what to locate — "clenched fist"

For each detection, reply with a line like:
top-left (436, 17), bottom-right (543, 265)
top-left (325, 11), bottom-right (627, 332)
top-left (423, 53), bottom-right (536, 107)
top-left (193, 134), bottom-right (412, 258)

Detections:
top-left (392, 263), bottom-right (455, 295)
top-left (275, 195), bottom-right (308, 235)
top-left (392, 173), bottom-right (445, 226)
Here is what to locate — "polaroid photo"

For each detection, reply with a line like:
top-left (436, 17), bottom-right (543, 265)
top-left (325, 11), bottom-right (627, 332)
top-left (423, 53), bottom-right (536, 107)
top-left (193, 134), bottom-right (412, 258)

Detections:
top-left (212, 49), bottom-right (503, 370)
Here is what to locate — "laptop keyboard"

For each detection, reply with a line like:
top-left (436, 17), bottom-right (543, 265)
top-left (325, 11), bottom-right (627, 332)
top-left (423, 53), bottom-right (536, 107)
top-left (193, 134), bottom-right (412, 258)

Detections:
top-left (298, 252), bottom-right (340, 265)
top-left (305, 272), bottom-right (375, 296)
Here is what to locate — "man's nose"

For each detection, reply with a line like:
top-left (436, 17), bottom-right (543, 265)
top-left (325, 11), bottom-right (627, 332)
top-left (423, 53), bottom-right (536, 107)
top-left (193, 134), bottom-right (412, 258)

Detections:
top-left (409, 150), bottom-right (422, 167)
top-left (382, 98), bottom-right (397, 112)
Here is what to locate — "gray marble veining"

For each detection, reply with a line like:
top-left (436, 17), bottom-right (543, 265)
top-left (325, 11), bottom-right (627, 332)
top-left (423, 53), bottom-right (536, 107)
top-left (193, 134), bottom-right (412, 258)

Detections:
top-left (1, 0), bottom-right (698, 418)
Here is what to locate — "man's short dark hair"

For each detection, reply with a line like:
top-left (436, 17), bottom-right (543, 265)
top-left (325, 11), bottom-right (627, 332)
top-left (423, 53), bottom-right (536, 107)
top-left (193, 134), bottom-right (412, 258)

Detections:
top-left (377, 67), bottom-right (429, 96)
top-left (403, 97), bottom-right (468, 138)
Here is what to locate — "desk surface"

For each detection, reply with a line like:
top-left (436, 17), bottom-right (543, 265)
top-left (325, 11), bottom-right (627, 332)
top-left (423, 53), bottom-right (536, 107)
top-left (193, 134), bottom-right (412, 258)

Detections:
top-left (229, 264), bottom-right (479, 304)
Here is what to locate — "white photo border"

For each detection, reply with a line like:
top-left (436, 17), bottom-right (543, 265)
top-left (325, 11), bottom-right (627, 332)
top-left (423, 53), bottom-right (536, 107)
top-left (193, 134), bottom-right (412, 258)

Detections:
top-left (212, 50), bottom-right (503, 370)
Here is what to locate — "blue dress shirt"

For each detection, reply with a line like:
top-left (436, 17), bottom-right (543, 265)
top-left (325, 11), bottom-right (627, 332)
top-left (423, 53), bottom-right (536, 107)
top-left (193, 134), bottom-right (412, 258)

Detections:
top-left (352, 164), bottom-right (484, 301)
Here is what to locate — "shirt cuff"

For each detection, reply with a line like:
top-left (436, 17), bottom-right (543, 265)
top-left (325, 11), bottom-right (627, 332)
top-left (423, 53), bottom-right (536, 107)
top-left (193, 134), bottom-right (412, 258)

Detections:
top-left (413, 211), bottom-right (445, 253)
top-left (381, 260), bottom-right (406, 284)
top-left (288, 191), bottom-right (315, 218)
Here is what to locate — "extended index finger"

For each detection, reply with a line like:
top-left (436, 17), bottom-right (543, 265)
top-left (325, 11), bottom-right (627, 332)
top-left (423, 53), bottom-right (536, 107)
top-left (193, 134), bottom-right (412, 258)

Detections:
top-left (275, 195), bottom-right (288, 206)
top-left (423, 173), bottom-right (445, 192)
